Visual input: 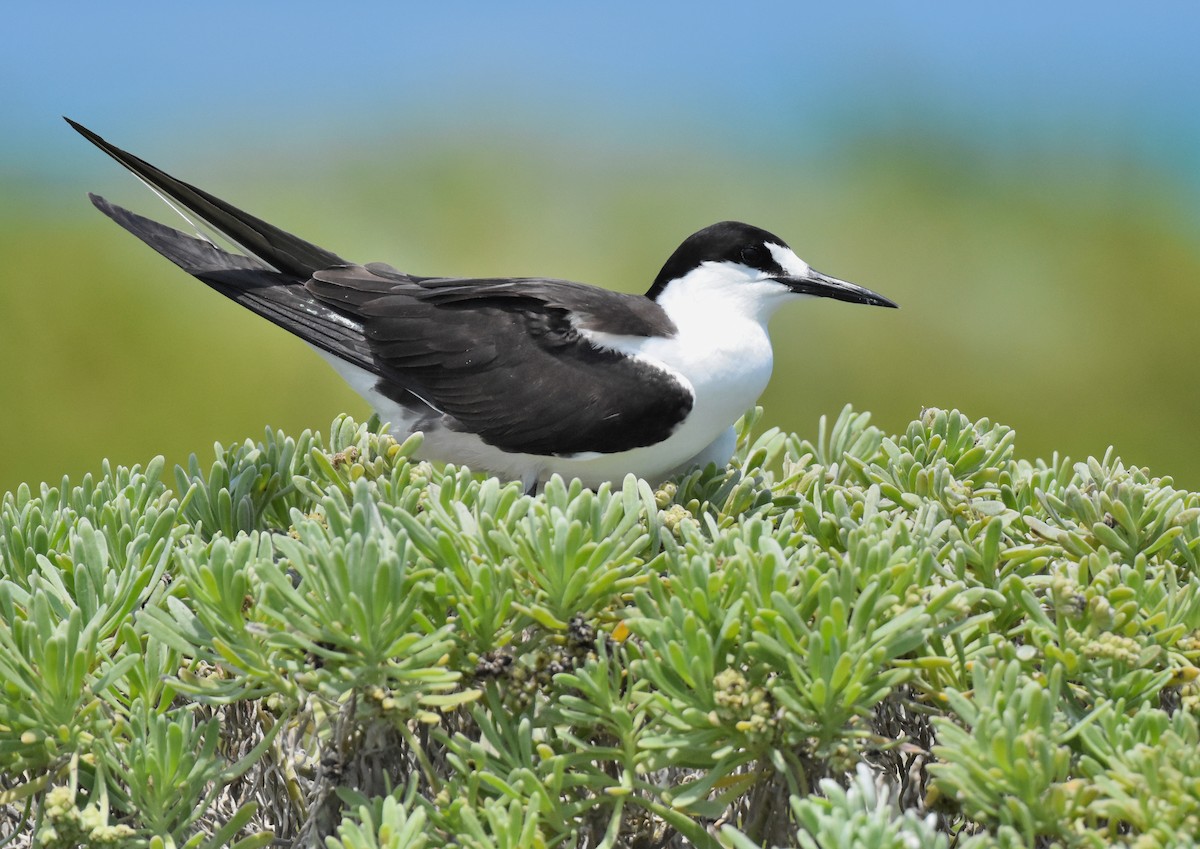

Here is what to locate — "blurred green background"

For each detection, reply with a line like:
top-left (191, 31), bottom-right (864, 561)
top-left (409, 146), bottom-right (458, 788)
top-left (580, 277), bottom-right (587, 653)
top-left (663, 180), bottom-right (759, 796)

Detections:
top-left (4, 4), bottom-right (1200, 492)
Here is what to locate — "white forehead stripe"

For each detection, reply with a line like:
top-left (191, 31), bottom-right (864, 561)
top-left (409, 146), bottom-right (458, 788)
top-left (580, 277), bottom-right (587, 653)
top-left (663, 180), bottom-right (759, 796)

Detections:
top-left (766, 242), bottom-right (810, 277)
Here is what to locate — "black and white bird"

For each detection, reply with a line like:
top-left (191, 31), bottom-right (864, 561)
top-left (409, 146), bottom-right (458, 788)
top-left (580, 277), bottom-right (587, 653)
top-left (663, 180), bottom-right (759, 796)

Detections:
top-left (68, 118), bottom-right (897, 492)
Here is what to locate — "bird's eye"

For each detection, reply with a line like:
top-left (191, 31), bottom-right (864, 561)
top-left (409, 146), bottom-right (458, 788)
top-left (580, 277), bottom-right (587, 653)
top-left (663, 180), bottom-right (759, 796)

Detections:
top-left (740, 246), bottom-right (763, 265)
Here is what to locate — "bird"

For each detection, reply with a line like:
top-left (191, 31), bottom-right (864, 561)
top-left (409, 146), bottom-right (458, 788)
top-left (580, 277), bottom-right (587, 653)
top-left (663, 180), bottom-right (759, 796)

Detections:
top-left (67, 118), bottom-right (897, 493)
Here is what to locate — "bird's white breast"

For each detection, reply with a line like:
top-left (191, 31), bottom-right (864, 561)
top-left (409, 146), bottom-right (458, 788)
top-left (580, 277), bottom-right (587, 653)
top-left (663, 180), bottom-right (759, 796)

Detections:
top-left (563, 268), bottom-right (778, 483)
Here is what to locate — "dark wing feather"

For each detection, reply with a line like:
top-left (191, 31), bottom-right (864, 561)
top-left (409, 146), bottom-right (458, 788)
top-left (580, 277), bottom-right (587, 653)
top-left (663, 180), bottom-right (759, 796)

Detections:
top-left (308, 268), bottom-right (692, 456)
top-left (72, 119), bottom-right (691, 457)
top-left (67, 118), bottom-right (345, 278)
top-left (89, 195), bottom-right (379, 373)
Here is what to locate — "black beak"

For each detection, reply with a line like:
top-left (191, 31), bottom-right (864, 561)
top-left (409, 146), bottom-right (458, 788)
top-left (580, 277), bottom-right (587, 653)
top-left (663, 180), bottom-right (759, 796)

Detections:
top-left (777, 268), bottom-right (898, 308)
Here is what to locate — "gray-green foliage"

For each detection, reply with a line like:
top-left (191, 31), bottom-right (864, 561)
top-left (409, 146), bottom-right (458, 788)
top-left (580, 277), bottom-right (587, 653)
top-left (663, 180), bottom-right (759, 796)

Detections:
top-left (721, 764), bottom-right (950, 849)
top-left (1, 407), bottom-right (1199, 848)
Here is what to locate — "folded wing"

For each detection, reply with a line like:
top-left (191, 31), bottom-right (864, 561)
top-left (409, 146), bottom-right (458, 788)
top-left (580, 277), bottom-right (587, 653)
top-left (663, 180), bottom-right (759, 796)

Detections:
top-left (72, 119), bottom-right (693, 457)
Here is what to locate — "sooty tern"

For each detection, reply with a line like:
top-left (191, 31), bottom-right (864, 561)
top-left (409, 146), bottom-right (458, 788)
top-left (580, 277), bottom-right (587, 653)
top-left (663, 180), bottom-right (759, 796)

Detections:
top-left (68, 118), bottom-right (897, 492)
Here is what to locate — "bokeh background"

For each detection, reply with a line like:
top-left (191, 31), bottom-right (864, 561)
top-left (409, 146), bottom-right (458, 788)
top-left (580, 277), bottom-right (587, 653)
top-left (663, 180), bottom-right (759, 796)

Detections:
top-left (4, 3), bottom-right (1199, 493)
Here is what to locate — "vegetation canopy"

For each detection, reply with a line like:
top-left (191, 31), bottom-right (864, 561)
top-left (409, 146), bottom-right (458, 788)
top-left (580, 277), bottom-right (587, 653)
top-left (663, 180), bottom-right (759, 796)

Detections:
top-left (1, 407), bottom-right (1198, 848)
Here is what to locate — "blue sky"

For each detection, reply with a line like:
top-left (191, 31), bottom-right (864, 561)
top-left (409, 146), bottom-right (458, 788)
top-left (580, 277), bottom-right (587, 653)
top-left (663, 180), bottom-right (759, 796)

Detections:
top-left (7, 3), bottom-right (1200, 190)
